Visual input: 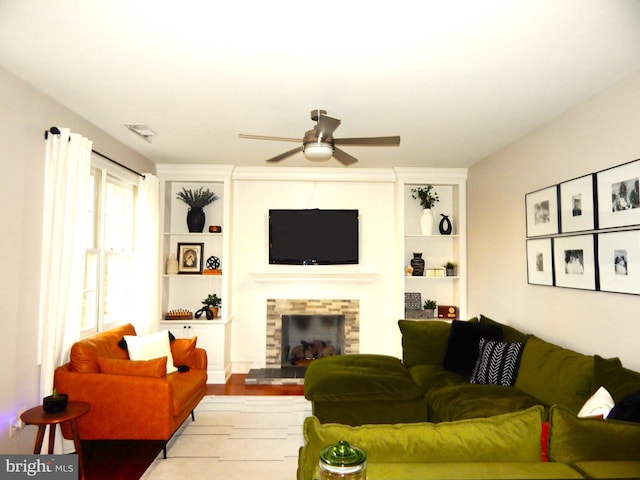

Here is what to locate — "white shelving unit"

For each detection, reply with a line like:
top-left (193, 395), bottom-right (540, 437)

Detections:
top-left (157, 165), bottom-right (234, 383)
top-left (395, 168), bottom-right (468, 320)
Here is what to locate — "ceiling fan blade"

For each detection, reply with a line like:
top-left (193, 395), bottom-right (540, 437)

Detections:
top-left (239, 133), bottom-right (301, 143)
top-left (334, 136), bottom-right (401, 146)
top-left (316, 114), bottom-right (341, 140)
top-left (333, 147), bottom-right (358, 166)
top-left (266, 146), bottom-right (304, 163)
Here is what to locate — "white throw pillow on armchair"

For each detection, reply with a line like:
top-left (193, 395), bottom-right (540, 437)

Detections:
top-left (124, 330), bottom-right (178, 374)
top-left (577, 386), bottom-right (615, 418)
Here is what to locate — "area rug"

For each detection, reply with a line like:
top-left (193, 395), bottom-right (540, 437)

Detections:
top-left (140, 396), bottom-right (312, 480)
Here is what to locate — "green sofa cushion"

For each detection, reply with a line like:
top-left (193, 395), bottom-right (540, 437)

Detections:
top-left (426, 383), bottom-right (543, 422)
top-left (398, 319), bottom-right (454, 366)
top-left (297, 406), bottom-right (544, 480)
top-left (592, 354), bottom-right (640, 402)
top-left (571, 461), bottom-right (640, 479)
top-left (479, 314), bottom-right (532, 344)
top-left (407, 363), bottom-right (467, 391)
top-left (366, 462), bottom-right (584, 479)
top-left (548, 404), bottom-right (640, 464)
top-left (303, 354), bottom-right (423, 402)
top-left (514, 336), bottom-right (593, 412)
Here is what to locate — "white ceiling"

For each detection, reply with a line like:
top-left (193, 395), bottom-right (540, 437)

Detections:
top-left (2, 0), bottom-right (640, 169)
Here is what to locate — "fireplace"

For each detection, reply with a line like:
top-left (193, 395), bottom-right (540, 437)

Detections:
top-left (265, 299), bottom-right (359, 368)
top-left (281, 314), bottom-right (345, 366)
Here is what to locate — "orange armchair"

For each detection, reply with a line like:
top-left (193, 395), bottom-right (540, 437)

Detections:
top-left (54, 324), bottom-right (207, 450)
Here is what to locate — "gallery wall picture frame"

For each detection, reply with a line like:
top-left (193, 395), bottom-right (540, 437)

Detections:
top-left (177, 242), bottom-right (204, 274)
top-left (559, 174), bottom-right (596, 233)
top-left (526, 238), bottom-right (554, 286)
top-left (596, 159), bottom-right (640, 229)
top-left (597, 229), bottom-right (640, 295)
top-left (526, 185), bottom-right (559, 237)
top-left (553, 234), bottom-right (597, 291)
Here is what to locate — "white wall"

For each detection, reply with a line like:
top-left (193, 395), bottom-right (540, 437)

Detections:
top-left (468, 71), bottom-right (640, 371)
top-left (0, 66), bottom-right (154, 453)
top-left (229, 169), bottom-right (399, 372)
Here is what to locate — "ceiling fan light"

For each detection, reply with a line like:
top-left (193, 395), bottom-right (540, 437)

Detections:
top-left (303, 142), bottom-right (333, 161)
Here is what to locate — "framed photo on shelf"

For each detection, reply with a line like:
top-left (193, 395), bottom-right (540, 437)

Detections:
top-left (596, 159), bottom-right (640, 229)
top-left (598, 230), bottom-right (640, 295)
top-left (553, 234), bottom-right (597, 291)
top-left (559, 174), bottom-right (595, 233)
top-left (525, 185), bottom-right (559, 237)
top-left (526, 238), bottom-right (554, 286)
top-left (177, 242), bottom-right (204, 274)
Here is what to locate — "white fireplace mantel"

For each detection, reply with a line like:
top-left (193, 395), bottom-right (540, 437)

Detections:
top-left (249, 271), bottom-right (379, 284)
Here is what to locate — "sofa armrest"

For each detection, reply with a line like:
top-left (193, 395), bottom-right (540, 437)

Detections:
top-left (55, 364), bottom-right (175, 440)
top-left (193, 347), bottom-right (207, 370)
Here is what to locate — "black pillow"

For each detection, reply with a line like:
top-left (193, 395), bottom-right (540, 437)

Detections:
top-left (470, 339), bottom-right (524, 386)
top-left (443, 320), bottom-right (503, 378)
top-left (607, 390), bottom-right (640, 423)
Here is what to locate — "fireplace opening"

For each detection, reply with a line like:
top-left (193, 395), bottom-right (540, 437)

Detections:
top-left (281, 314), bottom-right (345, 367)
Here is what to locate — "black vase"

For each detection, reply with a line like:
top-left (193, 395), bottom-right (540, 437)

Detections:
top-left (439, 214), bottom-right (452, 235)
top-left (411, 253), bottom-right (425, 277)
top-left (186, 207), bottom-right (205, 233)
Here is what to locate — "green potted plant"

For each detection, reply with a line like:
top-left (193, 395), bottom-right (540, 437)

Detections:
top-left (196, 293), bottom-right (222, 320)
top-left (176, 187), bottom-right (219, 232)
top-left (443, 261), bottom-right (457, 276)
top-left (411, 185), bottom-right (440, 235)
top-left (423, 299), bottom-right (437, 318)
top-left (43, 388), bottom-right (68, 413)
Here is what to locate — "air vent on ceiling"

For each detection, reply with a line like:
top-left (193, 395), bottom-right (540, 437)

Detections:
top-left (125, 123), bottom-right (156, 143)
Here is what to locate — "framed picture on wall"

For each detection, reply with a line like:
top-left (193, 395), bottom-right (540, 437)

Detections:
top-left (598, 230), bottom-right (640, 295)
top-left (559, 174), bottom-right (596, 233)
top-left (526, 238), bottom-right (554, 286)
top-left (525, 185), bottom-right (559, 237)
top-left (553, 234), bottom-right (597, 291)
top-left (177, 242), bottom-right (204, 274)
top-left (596, 159), bottom-right (640, 229)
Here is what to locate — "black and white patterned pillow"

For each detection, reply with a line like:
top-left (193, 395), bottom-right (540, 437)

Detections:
top-left (470, 339), bottom-right (524, 386)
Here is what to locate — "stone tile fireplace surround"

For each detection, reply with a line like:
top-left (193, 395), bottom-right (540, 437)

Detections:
top-left (266, 298), bottom-right (360, 368)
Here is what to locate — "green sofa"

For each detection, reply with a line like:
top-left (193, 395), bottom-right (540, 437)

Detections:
top-left (301, 315), bottom-right (640, 479)
top-left (297, 405), bottom-right (640, 480)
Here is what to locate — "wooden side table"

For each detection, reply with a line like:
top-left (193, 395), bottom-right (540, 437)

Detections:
top-left (21, 401), bottom-right (90, 480)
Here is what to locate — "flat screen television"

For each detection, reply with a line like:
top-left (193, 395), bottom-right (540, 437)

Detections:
top-left (269, 209), bottom-right (359, 265)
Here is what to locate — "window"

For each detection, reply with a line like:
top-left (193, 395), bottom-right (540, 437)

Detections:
top-left (82, 158), bottom-right (137, 336)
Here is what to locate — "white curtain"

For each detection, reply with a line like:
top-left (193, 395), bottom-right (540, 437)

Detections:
top-left (131, 173), bottom-right (160, 335)
top-left (38, 128), bottom-right (91, 398)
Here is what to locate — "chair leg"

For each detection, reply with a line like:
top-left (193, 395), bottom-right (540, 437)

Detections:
top-left (191, 410), bottom-right (195, 421)
top-left (163, 443), bottom-right (167, 459)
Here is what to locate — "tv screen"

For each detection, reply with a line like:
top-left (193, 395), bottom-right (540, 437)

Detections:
top-left (269, 209), bottom-right (359, 265)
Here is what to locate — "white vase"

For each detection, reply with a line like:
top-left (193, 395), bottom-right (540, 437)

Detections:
top-left (420, 209), bottom-right (434, 235)
top-left (166, 253), bottom-right (179, 275)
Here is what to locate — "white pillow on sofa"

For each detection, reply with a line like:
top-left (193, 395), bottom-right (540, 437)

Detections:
top-left (577, 386), bottom-right (614, 418)
top-left (124, 330), bottom-right (177, 374)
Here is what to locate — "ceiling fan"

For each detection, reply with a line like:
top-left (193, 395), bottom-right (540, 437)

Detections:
top-left (238, 109), bottom-right (400, 166)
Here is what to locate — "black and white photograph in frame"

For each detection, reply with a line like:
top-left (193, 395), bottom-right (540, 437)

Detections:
top-left (559, 174), bottom-right (595, 233)
top-left (598, 230), bottom-right (640, 295)
top-left (526, 185), bottom-right (559, 237)
top-left (177, 242), bottom-right (204, 274)
top-left (526, 238), bottom-right (554, 286)
top-left (553, 234), bottom-right (597, 291)
top-left (596, 159), bottom-right (640, 229)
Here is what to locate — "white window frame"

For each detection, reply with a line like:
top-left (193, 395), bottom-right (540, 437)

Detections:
top-left (81, 154), bottom-right (138, 337)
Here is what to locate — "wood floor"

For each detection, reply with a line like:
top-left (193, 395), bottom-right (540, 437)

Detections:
top-left (82, 375), bottom-right (304, 480)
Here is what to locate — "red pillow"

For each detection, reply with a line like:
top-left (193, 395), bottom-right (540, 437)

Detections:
top-left (97, 356), bottom-right (167, 378)
top-left (541, 422), bottom-right (550, 462)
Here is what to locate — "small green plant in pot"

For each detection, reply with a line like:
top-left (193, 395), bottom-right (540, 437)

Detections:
top-left (411, 185), bottom-right (440, 210)
top-left (443, 261), bottom-right (457, 276)
top-left (43, 388), bottom-right (68, 413)
top-left (423, 299), bottom-right (437, 319)
top-left (195, 293), bottom-right (222, 320)
top-left (176, 187), bottom-right (219, 232)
